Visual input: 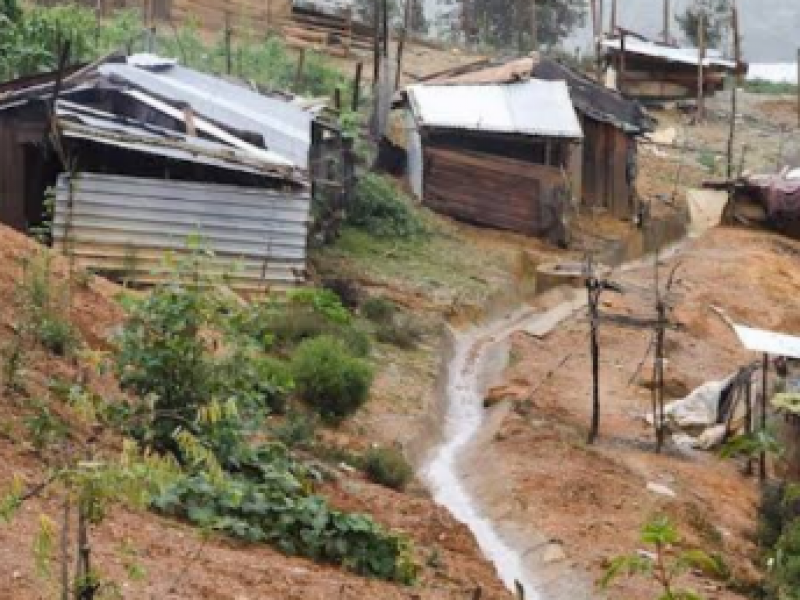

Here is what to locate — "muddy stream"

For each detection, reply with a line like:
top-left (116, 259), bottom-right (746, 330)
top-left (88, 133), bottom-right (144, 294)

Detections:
top-left (419, 220), bottom-right (687, 598)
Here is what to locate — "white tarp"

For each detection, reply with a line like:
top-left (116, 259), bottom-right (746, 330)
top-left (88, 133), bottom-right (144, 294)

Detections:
top-left (733, 324), bottom-right (800, 359)
top-left (686, 189), bottom-right (728, 238)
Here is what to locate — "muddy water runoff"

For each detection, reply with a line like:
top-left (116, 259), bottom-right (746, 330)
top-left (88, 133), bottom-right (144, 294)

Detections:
top-left (420, 217), bottom-right (687, 598)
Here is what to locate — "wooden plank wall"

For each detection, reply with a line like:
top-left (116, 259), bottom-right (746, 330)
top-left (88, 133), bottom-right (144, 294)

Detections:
top-left (423, 147), bottom-right (565, 237)
top-left (581, 117), bottom-right (633, 220)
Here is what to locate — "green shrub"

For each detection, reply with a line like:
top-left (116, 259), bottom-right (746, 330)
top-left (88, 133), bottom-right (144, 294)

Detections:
top-left (376, 315), bottom-right (422, 350)
top-left (361, 296), bottom-right (396, 324)
top-left (347, 174), bottom-right (423, 238)
top-left (18, 252), bottom-right (80, 357)
top-left (291, 336), bottom-right (374, 422)
top-left (774, 518), bottom-right (800, 599)
top-left (271, 410), bottom-right (318, 449)
top-left (36, 316), bottom-right (78, 356)
top-left (364, 447), bottom-right (413, 491)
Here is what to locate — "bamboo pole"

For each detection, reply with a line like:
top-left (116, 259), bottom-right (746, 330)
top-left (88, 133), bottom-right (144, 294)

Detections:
top-left (760, 353), bottom-right (769, 482)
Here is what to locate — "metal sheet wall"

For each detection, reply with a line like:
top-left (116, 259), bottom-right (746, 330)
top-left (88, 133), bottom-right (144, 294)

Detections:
top-left (53, 173), bottom-right (310, 292)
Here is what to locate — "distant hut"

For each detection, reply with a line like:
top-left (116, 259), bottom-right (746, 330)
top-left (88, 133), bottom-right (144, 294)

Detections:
top-left (601, 33), bottom-right (742, 104)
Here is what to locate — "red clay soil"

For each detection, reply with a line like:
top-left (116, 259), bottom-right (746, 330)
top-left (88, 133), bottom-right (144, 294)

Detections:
top-left (0, 223), bottom-right (512, 600)
top-left (478, 227), bottom-right (800, 599)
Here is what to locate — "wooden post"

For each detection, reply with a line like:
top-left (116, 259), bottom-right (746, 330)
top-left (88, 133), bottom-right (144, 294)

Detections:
top-left (352, 62), bottom-right (363, 112)
top-left (587, 270), bottom-right (601, 445)
top-left (697, 10), bottom-right (706, 122)
top-left (663, 0), bottom-right (670, 43)
top-left (654, 300), bottom-right (667, 453)
top-left (372, 0), bottom-right (380, 84)
top-left (732, 0), bottom-right (742, 85)
top-left (610, 0), bottom-right (616, 35)
top-left (745, 375), bottom-right (753, 476)
top-left (395, 0), bottom-right (412, 90)
top-left (334, 88), bottom-right (342, 111)
top-left (224, 12), bottom-right (232, 76)
top-left (619, 32), bottom-right (626, 93)
top-left (797, 48), bottom-right (800, 128)
top-left (293, 48), bottom-right (306, 93)
top-left (382, 0), bottom-right (389, 57)
top-left (760, 353), bottom-right (769, 481)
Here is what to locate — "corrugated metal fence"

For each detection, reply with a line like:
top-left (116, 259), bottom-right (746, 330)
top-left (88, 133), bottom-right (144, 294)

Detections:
top-left (53, 173), bottom-right (310, 292)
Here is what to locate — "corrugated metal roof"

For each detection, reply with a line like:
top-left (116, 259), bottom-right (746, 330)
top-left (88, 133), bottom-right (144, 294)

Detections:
top-left (293, 0), bottom-right (354, 18)
top-left (99, 57), bottom-right (315, 168)
top-left (53, 173), bottom-right (310, 292)
top-left (407, 79), bottom-right (583, 139)
top-left (56, 101), bottom-right (300, 180)
top-left (601, 37), bottom-right (737, 69)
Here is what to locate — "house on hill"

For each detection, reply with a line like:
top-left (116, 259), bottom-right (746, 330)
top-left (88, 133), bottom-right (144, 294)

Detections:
top-left (0, 53), bottom-right (350, 291)
top-left (404, 55), bottom-right (652, 229)
top-left (601, 33), bottom-right (743, 104)
top-left (404, 78), bottom-right (583, 244)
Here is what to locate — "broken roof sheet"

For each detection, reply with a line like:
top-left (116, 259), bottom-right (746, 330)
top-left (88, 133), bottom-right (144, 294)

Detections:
top-left (56, 101), bottom-right (302, 181)
top-left (733, 323), bottom-right (800, 359)
top-left (98, 55), bottom-right (316, 168)
top-left (601, 37), bottom-right (737, 69)
top-left (407, 79), bottom-right (582, 139)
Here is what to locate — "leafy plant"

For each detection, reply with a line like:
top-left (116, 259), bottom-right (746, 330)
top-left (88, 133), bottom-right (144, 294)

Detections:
top-left (271, 410), bottom-right (318, 449)
top-left (347, 174), bottom-right (424, 238)
top-left (364, 447), bottom-right (413, 491)
top-left (24, 401), bottom-right (70, 450)
top-left (291, 336), bottom-right (374, 422)
top-left (601, 516), bottom-right (728, 599)
top-left (720, 429), bottom-right (783, 461)
top-left (361, 296), bottom-right (396, 324)
top-left (153, 469), bottom-right (418, 583)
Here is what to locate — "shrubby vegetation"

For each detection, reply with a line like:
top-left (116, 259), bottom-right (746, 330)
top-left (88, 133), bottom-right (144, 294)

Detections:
top-left (291, 335), bottom-right (374, 422)
top-left (348, 173), bottom-right (424, 239)
top-left (1, 248), bottom-right (419, 589)
top-left (111, 253), bottom-right (416, 581)
top-left (0, 0), bottom-right (348, 100)
top-left (364, 446), bottom-right (413, 491)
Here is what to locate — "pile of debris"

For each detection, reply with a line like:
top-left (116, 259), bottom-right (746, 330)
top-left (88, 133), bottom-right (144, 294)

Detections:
top-left (0, 53), bottom-right (352, 292)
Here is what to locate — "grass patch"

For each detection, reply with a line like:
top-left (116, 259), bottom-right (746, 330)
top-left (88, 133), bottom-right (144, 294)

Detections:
top-left (745, 79), bottom-right (799, 95)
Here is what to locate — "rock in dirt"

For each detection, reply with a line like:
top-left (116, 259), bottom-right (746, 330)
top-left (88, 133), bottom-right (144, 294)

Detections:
top-left (542, 542), bottom-right (567, 564)
top-left (646, 482), bottom-right (677, 498)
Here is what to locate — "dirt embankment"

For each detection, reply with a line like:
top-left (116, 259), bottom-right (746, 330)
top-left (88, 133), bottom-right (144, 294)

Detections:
top-left (0, 224), bottom-right (512, 599)
top-left (473, 227), bottom-right (800, 599)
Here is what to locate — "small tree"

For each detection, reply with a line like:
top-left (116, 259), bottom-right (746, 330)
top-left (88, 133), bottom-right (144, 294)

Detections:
top-left (676, 0), bottom-right (731, 49)
top-left (602, 516), bottom-right (728, 599)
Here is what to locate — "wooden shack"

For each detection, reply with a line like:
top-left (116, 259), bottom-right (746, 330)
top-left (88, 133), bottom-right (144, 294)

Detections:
top-left (601, 34), bottom-right (741, 104)
top-left (414, 55), bottom-right (652, 221)
top-left (405, 79), bottom-right (583, 243)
